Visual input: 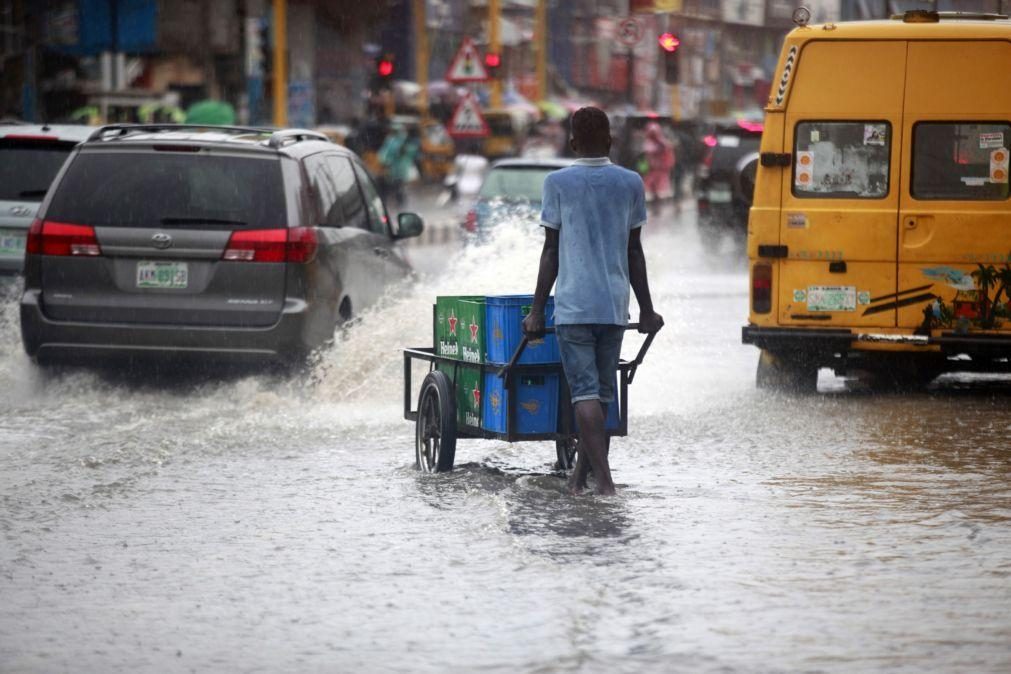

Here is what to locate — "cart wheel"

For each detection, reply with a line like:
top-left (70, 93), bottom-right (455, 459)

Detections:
top-left (555, 436), bottom-right (578, 472)
top-left (416, 371), bottom-right (457, 473)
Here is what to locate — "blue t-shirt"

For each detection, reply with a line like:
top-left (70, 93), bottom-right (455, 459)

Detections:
top-left (540, 157), bottom-right (647, 326)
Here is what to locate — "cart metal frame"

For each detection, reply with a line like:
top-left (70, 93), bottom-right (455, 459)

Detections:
top-left (404, 324), bottom-right (655, 470)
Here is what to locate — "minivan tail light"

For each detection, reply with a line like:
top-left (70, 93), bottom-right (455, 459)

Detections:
top-left (285, 227), bottom-right (318, 263)
top-left (223, 227), bottom-right (318, 263)
top-left (36, 221), bottom-right (102, 256)
top-left (752, 263), bottom-right (772, 314)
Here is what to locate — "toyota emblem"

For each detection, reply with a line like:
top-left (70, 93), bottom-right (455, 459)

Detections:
top-left (151, 232), bottom-right (172, 249)
top-left (9, 206), bottom-right (31, 217)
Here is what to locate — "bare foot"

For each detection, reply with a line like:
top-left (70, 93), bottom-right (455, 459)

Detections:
top-left (567, 476), bottom-right (587, 496)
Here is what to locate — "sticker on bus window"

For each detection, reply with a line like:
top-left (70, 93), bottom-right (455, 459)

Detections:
top-left (795, 151), bottom-right (814, 187)
top-left (991, 148), bottom-right (1009, 183)
top-left (979, 132), bottom-right (1005, 149)
top-left (863, 124), bottom-right (887, 146)
top-left (810, 130), bottom-right (820, 143)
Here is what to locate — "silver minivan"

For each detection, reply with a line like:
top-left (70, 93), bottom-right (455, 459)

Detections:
top-left (20, 124), bottom-right (423, 365)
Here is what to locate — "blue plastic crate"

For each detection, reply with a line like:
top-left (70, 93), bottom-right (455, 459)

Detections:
top-left (482, 371), bottom-right (559, 435)
top-left (485, 295), bottom-right (560, 365)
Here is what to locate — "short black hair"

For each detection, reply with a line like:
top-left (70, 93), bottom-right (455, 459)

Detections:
top-left (571, 106), bottom-right (610, 148)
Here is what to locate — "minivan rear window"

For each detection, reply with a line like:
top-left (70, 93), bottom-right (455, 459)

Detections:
top-left (479, 167), bottom-right (556, 201)
top-left (45, 151), bottom-right (286, 229)
top-left (912, 122), bottom-right (1010, 201)
top-left (0, 140), bottom-right (77, 202)
top-left (793, 121), bottom-right (890, 199)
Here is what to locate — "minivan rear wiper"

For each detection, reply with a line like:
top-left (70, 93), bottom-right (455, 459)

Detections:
top-left (160, 217), bottom-right (248, 226)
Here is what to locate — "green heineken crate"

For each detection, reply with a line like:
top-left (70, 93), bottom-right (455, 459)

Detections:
top-left (456, 298), bottom-right (486, 364)
top-left (435, 295), bottom-right (485, 362)
top-left (435, 362), bottom-right (483, 429)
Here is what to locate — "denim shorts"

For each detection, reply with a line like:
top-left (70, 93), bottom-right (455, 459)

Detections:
top-left (555, 324), bottom-right (624, 404)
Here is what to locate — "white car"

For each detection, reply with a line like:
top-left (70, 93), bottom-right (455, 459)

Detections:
top-left (0, 124), bottom-right (94, 274)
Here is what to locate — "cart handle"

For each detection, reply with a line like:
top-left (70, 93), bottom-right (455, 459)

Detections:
top-left (497, 323), bottom-right (657, 381)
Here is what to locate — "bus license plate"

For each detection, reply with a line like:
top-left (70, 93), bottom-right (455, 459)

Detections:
top-left (137, 261), bottom-right (188, 289)
top-left (807, 285), bottom-right (856, 312)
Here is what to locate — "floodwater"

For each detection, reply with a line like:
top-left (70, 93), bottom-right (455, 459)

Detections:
top-left (1, 207), bottom-right (1009, 673)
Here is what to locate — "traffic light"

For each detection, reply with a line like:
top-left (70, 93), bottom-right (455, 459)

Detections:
top-left (484, 52), bottom-right (502, 76)
top-left (658, 32), bottom-right (680, 84)
top-left (374, 54), bottom-right (395, 91)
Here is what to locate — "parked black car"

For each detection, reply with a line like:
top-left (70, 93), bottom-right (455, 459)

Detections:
top-left (695, 119), bottom-right (762, 245)
top-left (20, 124), bottom-right (422, 366)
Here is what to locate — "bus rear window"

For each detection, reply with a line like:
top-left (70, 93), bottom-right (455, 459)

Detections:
top-left (793, 121), bottom-right (890, 199)
top-left (912, 122), bottom-right (1010, 201)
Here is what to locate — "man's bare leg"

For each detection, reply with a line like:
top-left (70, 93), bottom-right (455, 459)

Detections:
top-left (568, 451), bottom-right (588, 495)
top-left (568, 402), bottom-right (610, 495)
top-left (573, 400), bottom-right (615, 495)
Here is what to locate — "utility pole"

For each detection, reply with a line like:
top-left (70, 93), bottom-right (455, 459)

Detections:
top-left (413, 0), bottom-right (428, 120)
top-left (489, 0), bottom-right (502, 108)
top-left (626, 47), bottom-right (634, 109)
top-left (535, 0), bottom-right (547, 101)
top-left (272, 0), bottom-right (287, 127)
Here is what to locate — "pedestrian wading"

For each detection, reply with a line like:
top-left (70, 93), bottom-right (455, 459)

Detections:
top-left (522, 106), bottom-right (664, 496)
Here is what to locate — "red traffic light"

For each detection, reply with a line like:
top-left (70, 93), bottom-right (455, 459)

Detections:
top-left (378, 59), bottom-right (394, 77)
top-left (658, 33), bottom-right (681, 52)
top-left (484, 53), bottom-right (501, 69)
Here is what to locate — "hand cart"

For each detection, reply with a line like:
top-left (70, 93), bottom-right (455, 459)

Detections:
top-left (403, 324), bottom-right (656, 472)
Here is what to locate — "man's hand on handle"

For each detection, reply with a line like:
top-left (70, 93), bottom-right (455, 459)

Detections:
top-left (638, 310), bottom-right (664, 334)
top-left (522, 309), bottom-right (546, 338)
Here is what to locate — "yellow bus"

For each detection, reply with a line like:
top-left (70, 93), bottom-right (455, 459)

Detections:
top-left (744, 10), bottom-right (1011, 391)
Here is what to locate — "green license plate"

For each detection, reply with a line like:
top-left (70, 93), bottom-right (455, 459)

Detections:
top-left (0, 229), bottom-right (25, 255)
top-left (137, 261), bottom-right (188, 289)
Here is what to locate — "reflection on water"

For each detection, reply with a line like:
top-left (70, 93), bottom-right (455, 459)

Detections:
top-left (1, 215), bottom-right (1009, 672)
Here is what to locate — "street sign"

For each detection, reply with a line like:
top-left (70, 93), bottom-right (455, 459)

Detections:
top-left (447, 92), bottom-right (489, 138)
top-left (617, 17), bottom-right (643, 47)
top-left (446, 37), bottom-right (489, 83)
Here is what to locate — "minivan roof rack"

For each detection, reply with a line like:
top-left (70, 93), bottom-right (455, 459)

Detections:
top-left (266, 128), bottom-right (329, 148)
top-left (893, 10), bottom-right (1008, 22)
top-left (87, 124), bottom-right (331, 149)
top-left (88, 123), bottom-right (272, 142)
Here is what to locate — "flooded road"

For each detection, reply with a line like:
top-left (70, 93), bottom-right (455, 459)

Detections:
top-left (1, 204), bottom-right (1009, 673)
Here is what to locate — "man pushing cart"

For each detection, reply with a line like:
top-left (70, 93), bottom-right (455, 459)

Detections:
top-left (521, 106), bottom-right (663, 495)
top-left (404, 107), bottom-right (662, 496)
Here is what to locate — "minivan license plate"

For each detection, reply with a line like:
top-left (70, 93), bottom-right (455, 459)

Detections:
top-left (0, 229), bottom-right (25, 255)
top-left (137, 261), bottom-right (188, 289)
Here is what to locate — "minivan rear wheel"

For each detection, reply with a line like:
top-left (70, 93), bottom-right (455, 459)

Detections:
top-left (756, 349), bottom-right (818, 393)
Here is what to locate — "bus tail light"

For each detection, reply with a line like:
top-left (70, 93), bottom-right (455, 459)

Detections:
top-left (752, 263), bottom-right (772, 314)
